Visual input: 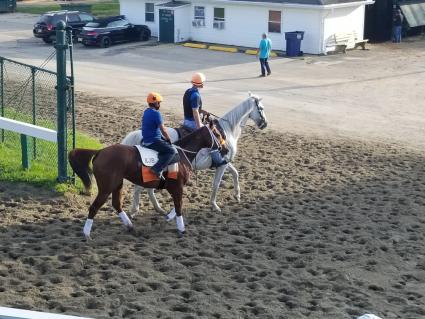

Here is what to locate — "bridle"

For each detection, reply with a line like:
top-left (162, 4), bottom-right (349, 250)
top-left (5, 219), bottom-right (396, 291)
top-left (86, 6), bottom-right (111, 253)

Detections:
top-left (252, 97), bottom-right (267, 130)
top-left (174, 126), bottom-right (225, 171)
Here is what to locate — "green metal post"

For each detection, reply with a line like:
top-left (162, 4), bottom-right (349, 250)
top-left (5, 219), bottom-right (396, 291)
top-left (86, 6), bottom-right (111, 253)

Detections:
top-left (21, 134), bottom-right (30, 169)
top-left (68, 30), bottom-right (76, 153)
top-left (1, 58), bottom-right (4, 142)
top-left (31, 67), bottom-right (37, 159)
top-left (56, 21), bottom-right (69, 182)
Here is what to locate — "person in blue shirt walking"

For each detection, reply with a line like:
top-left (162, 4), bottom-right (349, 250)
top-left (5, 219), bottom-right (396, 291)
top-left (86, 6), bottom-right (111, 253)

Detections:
top-left (142, 92), bottom-right (177, 179)
top-left (257, 33), bottom-right (272, 77)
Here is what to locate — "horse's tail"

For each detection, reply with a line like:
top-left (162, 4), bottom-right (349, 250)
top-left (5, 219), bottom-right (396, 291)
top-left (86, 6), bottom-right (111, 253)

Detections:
top-left (68, 148), bottom-right (98, 192)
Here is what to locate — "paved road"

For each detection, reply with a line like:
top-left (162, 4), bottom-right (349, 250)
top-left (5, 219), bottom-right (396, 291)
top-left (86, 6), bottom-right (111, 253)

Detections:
top-left (1, 13), bottom-right (425, 149)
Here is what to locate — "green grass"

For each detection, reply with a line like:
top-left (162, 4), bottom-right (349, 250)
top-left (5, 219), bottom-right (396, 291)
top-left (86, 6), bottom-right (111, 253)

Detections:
top-left (0, 109), bottom-right (102, 192)
top-left (17, 1), bottom-right (120, 17)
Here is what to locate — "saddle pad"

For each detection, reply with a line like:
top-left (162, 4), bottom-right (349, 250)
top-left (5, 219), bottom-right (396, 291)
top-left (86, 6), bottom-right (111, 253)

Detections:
top-left (167, 162), bottom-right (178, 180)
top-left (141, 166), bottom-right (159, 183)
top-left (141, 162), bottom-right (178, 183)
top-left (135, 145), bottom-right (158, 167)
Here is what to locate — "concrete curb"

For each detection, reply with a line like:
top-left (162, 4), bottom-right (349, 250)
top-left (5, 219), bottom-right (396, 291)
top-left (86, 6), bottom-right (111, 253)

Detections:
top-left (183, 43), bottom-right (208, 49)
top-left (208, 45), bottom-right (238, 53)
top-left (183, 42), bottom-right (283, 57)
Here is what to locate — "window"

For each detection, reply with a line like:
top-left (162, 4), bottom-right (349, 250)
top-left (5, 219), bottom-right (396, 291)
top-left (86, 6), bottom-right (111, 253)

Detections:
top-left (146, 3), bottom-right (154, 22)
top-left (268, 10), bottom-right (281, 33)
top-left (193, 6), bottom-right (205, 27)
top-left (67, 14), bottom-right (80, 23)
top-left (214, 7), bottom-right (225, 22)
top-left (107, 19), bottom-right (128, 28)
top-left (194, 6), bottom-right (205, 20)
top-left (213, 7), bottom-right (225, 29)
top-left (86, 22), bottom-right (100, 28)
top-left (79, 13), bottom-right (94, 23)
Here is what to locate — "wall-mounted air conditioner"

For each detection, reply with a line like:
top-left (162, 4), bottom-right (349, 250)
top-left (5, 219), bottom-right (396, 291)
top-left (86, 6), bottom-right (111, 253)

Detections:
top-left (193, 19), bottom-right (205, 27)
top-left (213, 21), bottom-right (223, 29)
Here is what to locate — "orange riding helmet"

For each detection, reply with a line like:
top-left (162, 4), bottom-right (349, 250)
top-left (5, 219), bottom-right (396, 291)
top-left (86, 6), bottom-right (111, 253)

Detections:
top-left (191, 72), bottom-right (206, 87)
top-left (147, 92), bottom-right (163, 104)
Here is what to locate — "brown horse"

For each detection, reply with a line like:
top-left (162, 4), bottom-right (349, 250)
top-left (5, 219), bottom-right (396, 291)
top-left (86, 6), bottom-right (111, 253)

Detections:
top-left (69, 124), bottom-right (225, 239)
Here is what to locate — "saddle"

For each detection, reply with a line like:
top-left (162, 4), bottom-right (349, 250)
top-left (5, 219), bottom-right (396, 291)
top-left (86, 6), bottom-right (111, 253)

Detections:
top-left (135, 145), bottom-right (179, 183)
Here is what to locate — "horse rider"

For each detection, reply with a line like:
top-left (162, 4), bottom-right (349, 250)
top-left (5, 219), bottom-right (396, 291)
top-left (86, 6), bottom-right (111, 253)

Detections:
top-left (183, 72), bottom-right (227, 167)
top-left (142, 92), bottom-right (178, 179)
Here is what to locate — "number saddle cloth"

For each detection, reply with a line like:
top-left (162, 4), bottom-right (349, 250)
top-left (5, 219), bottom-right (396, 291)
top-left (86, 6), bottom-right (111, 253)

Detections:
top-left (135, 145), bottom-right (179, 183)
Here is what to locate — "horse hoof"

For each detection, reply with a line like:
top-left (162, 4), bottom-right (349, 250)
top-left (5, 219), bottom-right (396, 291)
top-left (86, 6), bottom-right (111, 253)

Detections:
top-left (84, 234), bottom-right (92, 241)
top-left (177, 230), bottom-right (185, 238)
top-left (127, 226), bottom-right (134, 233)
top-left (211, 205), bottom-right (221, 212)
top-left (235, 195), bottom-right (241, 203)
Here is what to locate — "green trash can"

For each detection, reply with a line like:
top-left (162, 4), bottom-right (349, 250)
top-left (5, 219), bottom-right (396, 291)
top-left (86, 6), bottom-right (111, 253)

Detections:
top-left (0, 0), bottom-right (16, 13)
top-left (60, 3), bottom-right (92, 13)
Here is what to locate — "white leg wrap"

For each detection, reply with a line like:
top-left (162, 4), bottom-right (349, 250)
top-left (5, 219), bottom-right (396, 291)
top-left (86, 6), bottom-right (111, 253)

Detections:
top-left (83, 219), bottom-right (93, 237)
top-left (119, 211), bottom-right (133, 227)
top-left (176, 215), bottom-right (185, 232)
top-left (166, 208), bottom-right (176, 221)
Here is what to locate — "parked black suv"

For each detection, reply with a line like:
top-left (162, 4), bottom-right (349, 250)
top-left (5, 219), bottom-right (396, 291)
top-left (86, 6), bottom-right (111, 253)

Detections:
top-left (79, 16), bottom-right (151, 48)
top-left (33, 10), bottom-right (95, 44)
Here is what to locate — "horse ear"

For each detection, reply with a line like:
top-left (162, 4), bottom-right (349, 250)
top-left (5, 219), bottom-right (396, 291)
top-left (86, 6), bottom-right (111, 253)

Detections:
top-left (248, 91), bottom-right (252, 97)
top-left (258, 97), bottom-right (263, 101)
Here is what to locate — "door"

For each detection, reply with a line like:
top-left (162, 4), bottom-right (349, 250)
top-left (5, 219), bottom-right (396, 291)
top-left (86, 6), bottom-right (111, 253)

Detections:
top-left (67, 13), bottom-right (83, 35)
top-left (106, 20), bottom-right (125, 42)
top-left (159, 9), bottom-right (174, 43)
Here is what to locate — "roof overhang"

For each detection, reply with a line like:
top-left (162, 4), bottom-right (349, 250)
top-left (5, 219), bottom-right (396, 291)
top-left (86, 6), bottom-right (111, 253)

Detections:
top-left (400, 1), bottom-right (425, 27)
top-left (212, 0), bottom-right (374, 9)
top-left (156, 1), bottom-right (191, 8)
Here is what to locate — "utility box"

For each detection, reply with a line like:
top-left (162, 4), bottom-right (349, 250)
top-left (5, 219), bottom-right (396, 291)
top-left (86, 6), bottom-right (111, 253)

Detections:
top-left (0, 0), bottom-right (16, 13)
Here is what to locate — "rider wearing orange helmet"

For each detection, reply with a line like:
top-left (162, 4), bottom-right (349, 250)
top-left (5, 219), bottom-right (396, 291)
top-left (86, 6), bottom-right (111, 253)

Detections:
top-left (142, 92), bottom-right (177, 179)
top-left (182, 72), bottom-right (210, 131)
top-left (183, 73), bottom-right (227, 167)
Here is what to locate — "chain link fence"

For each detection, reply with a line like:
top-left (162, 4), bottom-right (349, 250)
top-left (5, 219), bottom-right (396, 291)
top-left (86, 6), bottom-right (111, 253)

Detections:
top-left (0, 54), bottom-right (75, 181)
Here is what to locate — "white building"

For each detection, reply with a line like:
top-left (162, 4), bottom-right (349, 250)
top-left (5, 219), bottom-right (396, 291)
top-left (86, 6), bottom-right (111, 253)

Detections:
top-left (120, 0), bottom-right (373, 54)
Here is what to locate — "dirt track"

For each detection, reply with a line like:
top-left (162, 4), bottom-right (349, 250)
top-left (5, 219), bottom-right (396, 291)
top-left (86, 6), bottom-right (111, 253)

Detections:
top-left (1, 92), bottom-right (425, 319)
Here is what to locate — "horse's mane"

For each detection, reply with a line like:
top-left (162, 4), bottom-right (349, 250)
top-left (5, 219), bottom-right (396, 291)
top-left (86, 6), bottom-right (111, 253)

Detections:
top-left (220, 96), bottom-right (256, 131)
top-left (174, 126), bottom-right (208, 147)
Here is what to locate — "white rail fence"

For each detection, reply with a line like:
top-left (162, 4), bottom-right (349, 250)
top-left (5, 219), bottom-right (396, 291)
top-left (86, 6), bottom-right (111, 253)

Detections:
top-left (0, 307), bottom-right (93, 319)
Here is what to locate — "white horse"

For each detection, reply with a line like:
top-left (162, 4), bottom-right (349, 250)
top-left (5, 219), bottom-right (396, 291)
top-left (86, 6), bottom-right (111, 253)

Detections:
top-left (121, 93), bottom-right (268, 214)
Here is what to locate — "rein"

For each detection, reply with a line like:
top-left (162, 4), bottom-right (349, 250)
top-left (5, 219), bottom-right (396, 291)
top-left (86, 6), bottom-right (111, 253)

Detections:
top-left (205, 111), bottom-right (231, 125)
top-left (174, 127), bottom-right (222, 172)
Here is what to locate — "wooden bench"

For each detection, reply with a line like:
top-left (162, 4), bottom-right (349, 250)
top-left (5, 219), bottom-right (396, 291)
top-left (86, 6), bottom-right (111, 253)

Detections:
top-left (326, 31), bottom-right (369, 54)
top-left (353, 31), bottom-right (369, 50)
top-left (327, 32), bottom-right (353, 53)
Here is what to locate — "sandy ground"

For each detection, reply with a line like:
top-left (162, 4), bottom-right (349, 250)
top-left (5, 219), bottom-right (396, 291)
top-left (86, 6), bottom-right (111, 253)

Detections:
top-left (1, 92), bottom-right (425, 319)
top-left (1, 12), bottom-right (425, 319)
